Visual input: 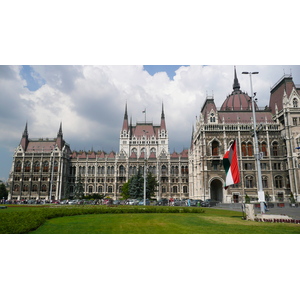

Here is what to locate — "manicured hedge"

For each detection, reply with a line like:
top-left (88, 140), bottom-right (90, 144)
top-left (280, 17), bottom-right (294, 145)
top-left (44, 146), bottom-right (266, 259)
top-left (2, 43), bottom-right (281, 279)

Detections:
top-left (0, 205), bottom-right (205, 234)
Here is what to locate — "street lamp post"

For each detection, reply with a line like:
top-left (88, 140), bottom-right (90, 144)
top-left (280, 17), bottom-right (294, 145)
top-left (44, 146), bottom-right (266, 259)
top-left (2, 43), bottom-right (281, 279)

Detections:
top-left (143, 130), bottom-right (148, 206)
top-left (242, 71), bottom-right (265, 214)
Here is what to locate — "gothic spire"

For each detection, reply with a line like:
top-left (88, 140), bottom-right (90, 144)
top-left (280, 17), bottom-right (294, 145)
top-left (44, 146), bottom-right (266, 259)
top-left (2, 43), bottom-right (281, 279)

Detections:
top-left (20, 122), bottom-right (29, 150)
top-left (233, 66), bottom-right (240, 91)
top-left (160, 102), bottom-right (166, 131)
top-left (122, 102), bottom-right (129, 131)
top-left (22, 122), bottom-right (28, 138)
top-left (56, 122), bottom-right (64, 150)
top-left (57, 122), bottom-right (63, 137)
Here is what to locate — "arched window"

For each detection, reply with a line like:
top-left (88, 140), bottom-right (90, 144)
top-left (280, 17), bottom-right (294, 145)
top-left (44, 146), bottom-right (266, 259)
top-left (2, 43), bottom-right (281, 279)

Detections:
top-left (15, 161), bottom-right (22, 172)
top-left (212, 141), bottom-right (219, 156)
top-left (275, 175), bottom-right (283, 188)
top-left (54, 160), bottom-right (58, 172)
top-left (172, 186), bottom-right (178, 193)
top-left (183, 186), bottom-right (188, 193)
top-left (13, 184), bottom-right (20, 192)
top-left (98, 186), bottom-right (103, 193)
top-left (41, 184), bottom-right (47, 192)
top-left (161, 165), bottom-right (167, 176)
top-left (293, 98), bottom-right (298, 108)
top-left (262, 176), bottom-right (268, 188)
top-left (88, 185), bottom-right (93, 193)
top-left (261, 142), bottom-right (268, 157)
top-left (32, 184), bottom-right (38, 192)
top-left (33, 161), bottom-right (40, 172)
top-left (108, 186), bottom-right (113, 193)
top-left (23, 184), bottom-right (29, 192)
top-left (42, 161), bottom-right (49, 172)
top-left (161, 186), bottom-right (166, 193)
top-left (24, 161), bottom-right (31, 172)
top-left (171, 166), bottom-right (175, 175)
top-left (272, 142), bottom-right (278, 156)
top-left (241, 143), bottom-right (247, 156)
top-left (245, 176), bottom-right (253, 188)
top-left (247, 142), bottom-right (253, 156)
top-left (119, 165), bottom-right (126, 176)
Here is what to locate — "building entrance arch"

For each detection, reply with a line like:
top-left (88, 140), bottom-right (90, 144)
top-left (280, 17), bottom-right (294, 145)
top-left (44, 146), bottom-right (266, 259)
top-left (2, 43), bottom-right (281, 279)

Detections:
top-left (210, 178), bottom-right (223, 202)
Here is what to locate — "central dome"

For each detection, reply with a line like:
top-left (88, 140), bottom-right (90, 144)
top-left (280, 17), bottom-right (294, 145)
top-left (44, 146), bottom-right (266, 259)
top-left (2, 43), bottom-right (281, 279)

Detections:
top-left (220, 67), bottom-right (257, 111)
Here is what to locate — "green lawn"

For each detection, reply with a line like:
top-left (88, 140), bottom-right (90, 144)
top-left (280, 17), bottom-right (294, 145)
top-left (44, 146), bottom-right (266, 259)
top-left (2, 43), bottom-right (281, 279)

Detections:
top-left (30, 210), bottom-right (300, 234)
top-left (2, 205), bottom-right (300, 234)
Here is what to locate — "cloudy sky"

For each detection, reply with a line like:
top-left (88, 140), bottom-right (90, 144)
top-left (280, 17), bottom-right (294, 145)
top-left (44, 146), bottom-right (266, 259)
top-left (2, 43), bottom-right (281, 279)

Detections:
top-left (1, 64), bottom-right (300, 181)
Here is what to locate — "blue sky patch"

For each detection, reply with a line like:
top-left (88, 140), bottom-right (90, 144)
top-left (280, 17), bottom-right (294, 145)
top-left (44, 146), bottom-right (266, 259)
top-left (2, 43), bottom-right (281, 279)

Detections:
top-left (20, 66), bottom-right (46, 91)
top-left (143, 65), bottom-right (189, 80)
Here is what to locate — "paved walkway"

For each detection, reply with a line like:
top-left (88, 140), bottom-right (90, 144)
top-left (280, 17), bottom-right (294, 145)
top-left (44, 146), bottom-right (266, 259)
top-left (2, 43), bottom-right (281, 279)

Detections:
top-left (213, 203), bottom-right (300, 220)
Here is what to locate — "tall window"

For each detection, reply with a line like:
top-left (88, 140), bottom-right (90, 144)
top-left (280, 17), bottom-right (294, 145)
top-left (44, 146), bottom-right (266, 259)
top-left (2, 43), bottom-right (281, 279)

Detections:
top-left (41, 184), bottom-right (47, 192)
top-left (161, 165), bottom-right (167, 176)
top-left (247, 142), bottom-right (253, 156)
top-left (54, 160), bottom-right (58, 172)
top-left (245, 176), bottom-right (253, 188)
top-left (42, 161), bottom-right (49, 172)
top-left (275, 175), bottom-right (283, 188)
top-left (293, 98), bottom-right (298, 108)
top-left (119, 165), bottom-right (126, 176)
top-left (241, 143), bottom-right (247, 156)
top-left (33, 161), bottom-right (40, 172)
top-left (183, 186), bottom-right (188, 193)
top-left (32, 184), bottom-right (38, 192)
top-left (24, 161), bottom-right (31, 172)
top-left (272, 142), bottom-right (278, 156)
top-left (172, 186), bottom-right (178, 193)
top-left (261, 142), bottom-right (267, 157)
top-left (13, 184), bottom-right (20, 192)
top-left (212, 141), bottom-right (219, 156)
top-left (15, 161), bottom-right (22, 172)
top-left (262, 176), bottom-right (268, 188)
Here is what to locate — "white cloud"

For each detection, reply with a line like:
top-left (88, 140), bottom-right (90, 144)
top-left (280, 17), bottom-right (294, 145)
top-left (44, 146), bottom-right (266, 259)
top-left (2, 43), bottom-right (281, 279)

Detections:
top-left (1, 65), bottom-right (300, 180)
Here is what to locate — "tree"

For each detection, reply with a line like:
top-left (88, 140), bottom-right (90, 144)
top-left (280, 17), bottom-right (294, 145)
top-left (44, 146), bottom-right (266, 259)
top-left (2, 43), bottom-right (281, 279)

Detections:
top-left (0, 182), bottom-right (8, 199)
top-left (74, 174), bottom-right (84, 199)
top-left (121, 180), bottom-right (131, 200)
top-left (129, 172), bottom-right (144, 199)
top-left (146, 172), bottom-right (159, 199)
top-left (125, 172), bottom-right (158, 199)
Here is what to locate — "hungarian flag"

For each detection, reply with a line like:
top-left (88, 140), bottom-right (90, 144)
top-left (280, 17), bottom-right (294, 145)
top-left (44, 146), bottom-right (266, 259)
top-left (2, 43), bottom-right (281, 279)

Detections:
top-left (223, 140), bottom-right (240, 189)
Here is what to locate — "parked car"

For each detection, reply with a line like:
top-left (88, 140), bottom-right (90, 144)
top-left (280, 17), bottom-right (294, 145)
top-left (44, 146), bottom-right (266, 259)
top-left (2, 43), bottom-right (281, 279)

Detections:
top-left (113, 200), bottom-right (121, 205)
top-left (138, 199), bottom-right (150, 205)
top-left (190, 199), bottom-right (203, 206)
top-left (68, 199), bottom-right (78, 205)
top-left (156, 198), bottom-right (169, 206)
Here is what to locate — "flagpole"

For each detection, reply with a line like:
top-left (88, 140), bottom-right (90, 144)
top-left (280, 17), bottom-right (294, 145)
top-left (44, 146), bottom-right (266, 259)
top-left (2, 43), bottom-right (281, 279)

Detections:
top-left (242, 71), bottom-right (265, 214)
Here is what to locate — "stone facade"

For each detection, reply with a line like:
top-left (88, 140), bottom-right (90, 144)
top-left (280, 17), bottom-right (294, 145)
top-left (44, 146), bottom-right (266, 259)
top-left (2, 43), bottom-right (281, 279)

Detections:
top-left (8, 69), bottom-right (300, 203)
top-left (189, 70), bottom-right (300, 203)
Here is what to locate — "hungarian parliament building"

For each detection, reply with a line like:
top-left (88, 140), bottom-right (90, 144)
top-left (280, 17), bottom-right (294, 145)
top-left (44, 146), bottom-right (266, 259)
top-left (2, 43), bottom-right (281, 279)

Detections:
top-left (8, 69), bottom-right (300, 203)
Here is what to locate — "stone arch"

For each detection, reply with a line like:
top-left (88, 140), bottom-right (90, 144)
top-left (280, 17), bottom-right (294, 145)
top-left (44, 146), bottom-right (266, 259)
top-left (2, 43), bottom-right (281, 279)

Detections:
top-left (209, 177), bottom-right (224, 202)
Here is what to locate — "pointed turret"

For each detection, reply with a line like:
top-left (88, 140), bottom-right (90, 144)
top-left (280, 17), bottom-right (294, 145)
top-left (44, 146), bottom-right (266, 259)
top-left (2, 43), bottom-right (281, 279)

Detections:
top-left (56, 122), bottom-right (64, 150)
top-left (122, 103), bottom-right (129, 132)
top-left (160, 103), bottom-right (166, 131)
top-left (233, 66), bottom-right (240, 92)
top-left (20, 122), bottom-right (29, 150)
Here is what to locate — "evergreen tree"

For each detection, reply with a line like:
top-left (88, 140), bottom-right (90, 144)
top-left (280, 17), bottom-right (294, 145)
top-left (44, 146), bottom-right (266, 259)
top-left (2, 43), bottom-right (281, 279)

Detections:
top-left (126, 172), bottom-right (158, 199)
top-left (74, 174), bottom-right (84, 199)
top-left (0, 182), bottom-right (8, 199)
